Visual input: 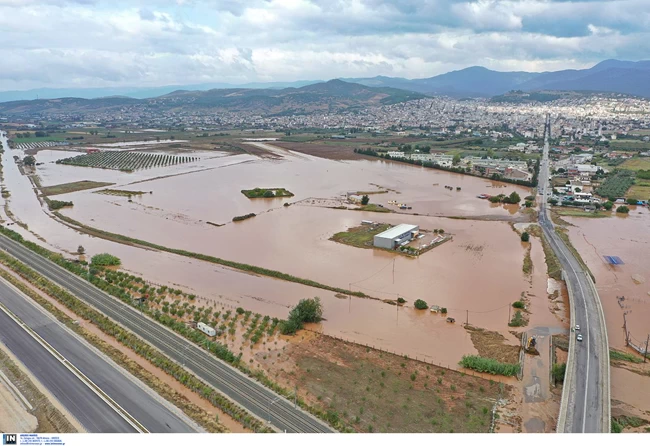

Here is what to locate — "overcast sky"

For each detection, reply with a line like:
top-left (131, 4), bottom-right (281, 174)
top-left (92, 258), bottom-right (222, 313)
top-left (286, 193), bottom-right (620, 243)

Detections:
top-left (1, 0), bottom-right (649, 90)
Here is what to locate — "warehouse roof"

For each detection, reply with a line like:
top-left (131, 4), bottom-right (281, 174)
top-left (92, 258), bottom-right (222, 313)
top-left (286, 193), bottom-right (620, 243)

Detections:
top-left (375, 224), bottom-right (418, 240)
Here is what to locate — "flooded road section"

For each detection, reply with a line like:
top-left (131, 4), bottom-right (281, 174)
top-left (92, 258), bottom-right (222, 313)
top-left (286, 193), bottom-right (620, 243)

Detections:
top-left (564, 210), bottom-right (650, 350)
top-left (0, 133), bottom-right (548, 367)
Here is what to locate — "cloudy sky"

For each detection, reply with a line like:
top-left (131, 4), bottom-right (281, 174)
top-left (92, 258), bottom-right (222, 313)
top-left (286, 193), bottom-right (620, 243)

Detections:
top-left (1, 0), bottom-right (649, 90)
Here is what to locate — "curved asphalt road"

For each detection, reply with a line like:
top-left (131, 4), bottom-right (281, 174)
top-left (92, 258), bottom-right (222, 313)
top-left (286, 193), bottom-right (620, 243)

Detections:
top-left (0, 278), bottom-right (199, 433)
top-left (0, 234), bottom-right (334, 433)
top-left (538, 115), bottom-right (609, 433)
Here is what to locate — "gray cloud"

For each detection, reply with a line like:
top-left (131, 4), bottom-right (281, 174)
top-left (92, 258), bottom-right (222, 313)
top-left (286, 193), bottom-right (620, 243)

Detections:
top-left (0, 0), bottom-right (648, 90)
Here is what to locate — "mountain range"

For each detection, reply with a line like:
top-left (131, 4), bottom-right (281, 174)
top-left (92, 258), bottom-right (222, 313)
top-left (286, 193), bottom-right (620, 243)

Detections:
top-left (1, 59), bottom-right (648, 104)
top-left (0, 80), bottom-right (425, 116)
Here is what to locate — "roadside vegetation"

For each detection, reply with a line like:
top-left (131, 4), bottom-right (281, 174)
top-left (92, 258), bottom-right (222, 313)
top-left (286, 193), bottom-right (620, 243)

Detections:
top-left (458, 355), bottom-right (519, 377)
top-left (41, 180), bottom-right (115, 196)
top-left (610, 349), bottom-right (644, 364)
top-left (57, 151), bottom-right (198, 172)
top-left (0, 266), bottom-right (231, 433)
top-left (0, 251), bottom-right (266, 432)
top-left (463, 326), bottom-right (520, 376)
top-left (241, 187), bottom-right (294, 198)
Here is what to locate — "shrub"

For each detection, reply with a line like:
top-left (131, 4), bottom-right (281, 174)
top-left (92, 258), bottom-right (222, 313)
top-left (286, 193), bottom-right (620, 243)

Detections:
top-left (520, 231), bottom-right (530, 242)
top-left (281, 297), bottom-right (323, 335)
top-left (440, 307), bottom-right (448, 314)
top-left (232, 213), bottom-right (256, 222)
top-left (414, 299), bottom-right (428, 310)
top-left (603, 201), bottom-right (614, 211)
top-left (508, 310), bottom-right (526, 327)
top-left (361, 195), bottom-right (370, 205)
top-left (90, 253), bottom-right (121, 266)
top-left (48, 200), bottom-right (73, 210)
top-left (263, 190), bottom-right (275, 198)
top-left (459, 355), bottom-right (519, 376)
top-left (397, 297), bottom-right (406, 304)
top-left (626, 198), bottom-right (638, 206)
top-left (616, 205), bottom-right (630, 214)
top-left (524, 200), bottom-right (533, 208)
top-left (512, 300), bottom-right (525, 309)
top-left (552, 363), bottom-right (566, 383)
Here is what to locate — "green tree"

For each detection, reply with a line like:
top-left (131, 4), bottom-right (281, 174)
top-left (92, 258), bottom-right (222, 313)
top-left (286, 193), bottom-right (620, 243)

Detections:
top-left (263, 190), bottom-right (275, 198)
top-left (23, 155), bottom-right (36, 166)
top-left (521, 231), bottom-right (530, 242)
top-left (508, 191), bottom-right (521, 204)
top-left (603, 201), bottom-right (614, 211)
top-left (361, 195), bottom-right (370, 205)
top-left (452, 153), bottom-right (461, 166)
top-left (414, 299), bottom-right (428, 310)
top-left (289, 297), bottom-right (323, 323)
top-left (626, 198), bottom-right (638, 206)
top-left (548, 198), bottom-right (558, 206)
top-left (90, 253), bottom-right (121, 266)
top-left (616, 205), bottom-right (630, 214)
top-left (76, 245), bottom-right (85, 255)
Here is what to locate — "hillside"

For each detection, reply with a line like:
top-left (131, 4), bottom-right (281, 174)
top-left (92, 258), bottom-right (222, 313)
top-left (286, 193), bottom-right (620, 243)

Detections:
top-left (0, 80), bottom-right (426, 117)
top-left (345, 59), bottom-right (650, 98)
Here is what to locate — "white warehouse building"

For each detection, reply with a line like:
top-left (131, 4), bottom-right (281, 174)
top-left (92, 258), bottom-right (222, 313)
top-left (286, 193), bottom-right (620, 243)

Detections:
top-left (373, 224), bottom-right (419, 249)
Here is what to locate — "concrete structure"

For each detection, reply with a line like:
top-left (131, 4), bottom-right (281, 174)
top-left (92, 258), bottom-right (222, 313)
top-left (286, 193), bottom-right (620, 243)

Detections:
top-left (373, 224), bottom-right (419, 249)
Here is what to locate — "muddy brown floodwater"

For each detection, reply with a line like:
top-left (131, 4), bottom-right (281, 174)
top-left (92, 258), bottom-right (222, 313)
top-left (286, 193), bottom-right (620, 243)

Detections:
top-left (564, 209), bottom-right (650, 427)
top-left (1, 134), bottom-right (549, 368)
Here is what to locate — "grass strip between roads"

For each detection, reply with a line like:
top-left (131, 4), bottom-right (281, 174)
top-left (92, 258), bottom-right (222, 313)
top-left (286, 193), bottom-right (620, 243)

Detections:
top-left (0, 251), bottom-right (270, 433)
top-left (51, 212), bottom-right (369, 299)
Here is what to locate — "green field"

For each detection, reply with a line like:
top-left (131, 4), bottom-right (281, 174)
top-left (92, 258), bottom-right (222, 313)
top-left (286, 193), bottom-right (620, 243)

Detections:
top-left (241, 187), bottom-right (294, 198)
top-left (610, 140), bottom-right (650, 151)
top-left (627, 182), bottom-right (650, 200)
top-left (13, 135), bottom-right (67, 143)
top-left (57, 152), bottom-right (198, 171)
top-left (620, 158), bottom-right (650, 171)
top-left (330, 224), bottom-right (391, 249)
top-left (41, 180), bottom-right (115, 196)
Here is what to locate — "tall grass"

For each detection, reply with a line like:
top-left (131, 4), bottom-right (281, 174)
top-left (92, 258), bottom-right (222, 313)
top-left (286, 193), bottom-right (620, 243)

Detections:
top-left (459, 355), bottom-right (520, 377)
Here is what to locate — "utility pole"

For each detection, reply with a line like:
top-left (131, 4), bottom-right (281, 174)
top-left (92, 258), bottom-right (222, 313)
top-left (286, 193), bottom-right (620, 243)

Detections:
top-left (623, 313), bottom-right (630, 346)
top-left (392, 259), bottom-right (395, 284)
top-left (466, 310), bottom-right (469, 326)
top-left (645, 335), bottom-right (649, 363)
top-left (348, 283), bottom-right (352, 313)
top-left (294, 385), bottom-right (298, 408)
top-left (508, 306), bottom-right (511, 325)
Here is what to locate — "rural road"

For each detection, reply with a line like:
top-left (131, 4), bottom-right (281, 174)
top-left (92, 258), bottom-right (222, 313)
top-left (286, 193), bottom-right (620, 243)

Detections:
top-left (0, 233), bottom-right (335, 433)
top-left (538, 114), bottom-right (610, 433)
top-left (0, 277), bottom-right (199, 433)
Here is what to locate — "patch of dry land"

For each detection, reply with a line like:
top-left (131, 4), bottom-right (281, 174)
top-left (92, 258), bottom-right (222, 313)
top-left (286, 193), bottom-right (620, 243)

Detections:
top-left (40, 180), bottom-right (115, 196)
top-left (259, 333), bottom-right (516, 433)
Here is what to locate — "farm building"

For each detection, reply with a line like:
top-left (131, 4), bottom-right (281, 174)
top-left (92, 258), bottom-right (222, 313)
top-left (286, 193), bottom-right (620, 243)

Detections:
top-left (373, 224), bottom-right (419, 249)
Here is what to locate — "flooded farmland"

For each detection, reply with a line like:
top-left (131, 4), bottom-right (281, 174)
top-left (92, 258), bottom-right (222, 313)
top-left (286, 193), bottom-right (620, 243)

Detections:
top-left (1, 136), bottom-right (555, 367)
top-left (563, 210), bottom-right (650, 350)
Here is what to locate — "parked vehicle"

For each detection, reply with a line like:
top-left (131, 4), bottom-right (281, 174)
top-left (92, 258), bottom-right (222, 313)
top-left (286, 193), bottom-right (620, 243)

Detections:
top-left (197, 321), bottom-right (216, 337)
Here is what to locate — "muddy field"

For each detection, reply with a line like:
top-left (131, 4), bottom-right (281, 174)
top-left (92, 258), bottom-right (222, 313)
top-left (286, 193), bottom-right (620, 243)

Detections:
top-left (258, 332), bottom-right (517, 433)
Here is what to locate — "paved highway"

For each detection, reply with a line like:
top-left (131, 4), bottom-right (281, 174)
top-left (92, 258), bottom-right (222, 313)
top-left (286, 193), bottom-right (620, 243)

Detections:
top-left (0, 277), bottom-right (199, 433)
top-left (538, 115), bottom-right (610, 433)
top-left (0, 234), bottom-right (335, 433)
